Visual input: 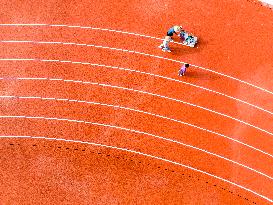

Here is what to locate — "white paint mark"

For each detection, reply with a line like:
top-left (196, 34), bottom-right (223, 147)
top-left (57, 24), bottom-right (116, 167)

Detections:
top-left (0, 103), bottom-right (272, 160)
top-left (1, 77), bottom-right (273, 136)
top-left (0, 37), bottom-right (271, 95)
top-left (0, 58), bottom-right (271, 116)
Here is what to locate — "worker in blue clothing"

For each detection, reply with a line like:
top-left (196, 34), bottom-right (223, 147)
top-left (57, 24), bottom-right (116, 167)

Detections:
top-left (159, 26), bottom-right (182, 52)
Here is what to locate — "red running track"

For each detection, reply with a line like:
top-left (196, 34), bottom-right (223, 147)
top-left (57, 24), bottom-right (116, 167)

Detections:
top-left (0, 0), bottom-right (273, 204)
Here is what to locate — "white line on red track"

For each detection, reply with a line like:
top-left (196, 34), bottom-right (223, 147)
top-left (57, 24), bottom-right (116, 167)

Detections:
top-left (0, 106), bottom-right (272, 160)
top-left (0, 58), bottom-right (271, 116)
top-left (2, 78), bottom-right (272, 136)
top-left (0, 24), bottom-right (272, 95)
top-left (0, 104), bottom-right (271, 180)
top-left (1, 135), bottom-right (272, 203)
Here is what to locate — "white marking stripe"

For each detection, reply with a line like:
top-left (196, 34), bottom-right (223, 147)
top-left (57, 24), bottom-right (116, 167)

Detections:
top-left (0, 37), bottom-right (272, 95)
top-left (17, 77), bottom-right (47, 80)
top-left (0, 109), bottom-right (272, 160)
top-left (0, 58), bottom-right (271, 115)
top-left (18, 96), bottom-right (40, 99)
top-left (1, 40), bottom-right (32, 43)
top-left (0, 58), bottom-right (34, 61)
top-left (0, 95), bottom-right (14, 98)
top-left (1, 78), bottom-right (271, 136)
top-left (40, 59), bottom-right (59, 62)
top-left (0, 24), bottom-right (47, 26)
top-left (49, 78), bottom-right (63, 81)
top-left (0, 135), bottom-right (272, 203)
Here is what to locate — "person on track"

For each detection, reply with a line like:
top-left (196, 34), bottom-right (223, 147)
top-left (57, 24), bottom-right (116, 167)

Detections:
top-left (159, 25), bottom-right (182, 52)
top-left (178, 63), bottom-right (189, 76)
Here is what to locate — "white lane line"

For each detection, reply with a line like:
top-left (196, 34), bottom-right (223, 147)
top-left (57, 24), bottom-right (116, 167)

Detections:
top-left (3, 78), bottom-right (272, 136)
top-left (1, 109), bottom-right (271, 181)
top-left (1, 40), bottom-right (33, 43)
top-left (0, 24), bottom-right (47, 26)
top-left (40, 59), bottom-right (60, 62)
top-left (0, 39), bottom-right (272, 95)
top-left (0, 58), bottom-right (272, 116)
top-left (98, 83), bottom-right (273, 136)
top-left (1, 135), bottom-right (272, 203)
top-left (0, 104), bottom-right (272, 160)
top-left (18, 77), bottom-right (48, 80)
top-left (0, 58), bottom-right (35, 61)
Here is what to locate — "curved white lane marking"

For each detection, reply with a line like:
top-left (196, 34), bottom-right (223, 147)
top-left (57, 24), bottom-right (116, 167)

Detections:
top-left (1, 135), bottom-right (272, 203)
top-left (0, 99), bottom-right (272, 180)
top-left (0, 113), bottom-right (272, 159)
top-left (0, 58), bottom-right (272, 116)
top-left (0, 38), bottom-right (272, 95)
top-left (3, 78), bottom-right (272, 136)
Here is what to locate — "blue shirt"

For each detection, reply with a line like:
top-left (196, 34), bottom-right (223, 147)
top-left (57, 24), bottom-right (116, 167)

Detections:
top-left (167, 27), bottom-right (177, 36)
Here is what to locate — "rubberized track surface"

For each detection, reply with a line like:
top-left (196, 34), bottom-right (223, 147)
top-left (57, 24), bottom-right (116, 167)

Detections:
top-left (0, 0), bottom-right (273, 204)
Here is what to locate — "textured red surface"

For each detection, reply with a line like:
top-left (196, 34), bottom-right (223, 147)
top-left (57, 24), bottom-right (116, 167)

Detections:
top-left (0, 0), bottom-right (273, 204)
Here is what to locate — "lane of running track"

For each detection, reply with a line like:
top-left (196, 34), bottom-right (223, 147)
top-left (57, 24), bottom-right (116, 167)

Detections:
top-left (1, 138), bottom-right (269, 204)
